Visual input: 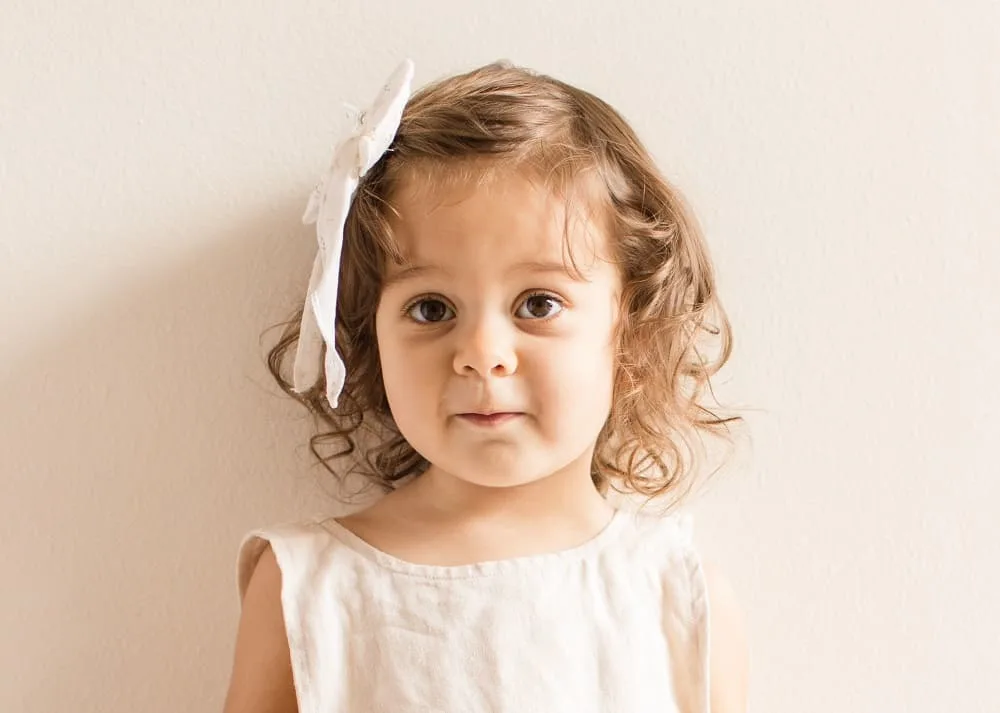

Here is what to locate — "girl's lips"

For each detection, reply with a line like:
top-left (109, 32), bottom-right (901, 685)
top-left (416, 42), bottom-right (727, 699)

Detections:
top-left (457, 412), bottom-right (523, 427)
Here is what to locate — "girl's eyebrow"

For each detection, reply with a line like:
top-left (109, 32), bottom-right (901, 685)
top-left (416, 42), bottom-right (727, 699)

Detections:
top-left (514, 260), bottom-right (589, 281)
top-left (383, 260), bottom-right (584, 288)
top-left (383, 264), bottom-right (443, 289)
top-left (514, 260), bottom-right (570, 273)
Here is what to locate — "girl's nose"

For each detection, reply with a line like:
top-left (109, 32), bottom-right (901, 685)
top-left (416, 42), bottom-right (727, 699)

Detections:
top-left (452, 312), bottom-right (518, 378)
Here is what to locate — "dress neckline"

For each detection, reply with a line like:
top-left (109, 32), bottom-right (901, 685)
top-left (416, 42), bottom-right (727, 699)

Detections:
top-left (318, 507), bottom-right (630, 580)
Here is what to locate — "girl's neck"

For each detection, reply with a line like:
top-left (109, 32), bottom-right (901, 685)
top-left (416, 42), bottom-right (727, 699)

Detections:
top-left (392, 454), bottom-right (614, 534)
top-left (421, 471), bottom-right (608, 523)
top-left (337, 454), bottom-right (616, 567)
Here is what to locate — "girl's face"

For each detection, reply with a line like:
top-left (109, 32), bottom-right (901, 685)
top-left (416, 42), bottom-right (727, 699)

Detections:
top-left (375, 168), bottom-right (620, 490)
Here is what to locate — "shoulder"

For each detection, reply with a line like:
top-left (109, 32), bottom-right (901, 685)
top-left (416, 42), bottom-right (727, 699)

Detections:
top-left (223, 544), bottom-right (299, 713)
top-left (235, 519), bottom-right (339, 602)
top-left (626, 509), bottom-right (698, 553)
top-left (702, 559), bottom-right (750, 713)
top-left (624, 511), bottom-right (748, 710)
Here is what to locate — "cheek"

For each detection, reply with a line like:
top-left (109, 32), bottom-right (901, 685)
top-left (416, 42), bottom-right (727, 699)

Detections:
top-left (375, 313), bottom-right (409, 410)
top-left (375, 319), bottom-right (441, 424)
top-left (531, 333), bottom-right (616, 419)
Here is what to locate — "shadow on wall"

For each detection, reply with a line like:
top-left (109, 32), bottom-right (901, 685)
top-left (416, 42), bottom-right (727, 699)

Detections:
top-left (1, 191), bottom-right (348, 713)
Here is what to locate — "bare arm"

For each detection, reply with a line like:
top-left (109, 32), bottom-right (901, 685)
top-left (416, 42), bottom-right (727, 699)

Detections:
top-left (703, 560), bottom-right (750, 713)
top-left (222, 545), bottom-right (299, 713)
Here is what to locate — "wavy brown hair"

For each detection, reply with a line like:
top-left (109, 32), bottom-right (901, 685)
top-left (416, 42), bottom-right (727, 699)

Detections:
top-left (265, 60), bottom-right (744, 505)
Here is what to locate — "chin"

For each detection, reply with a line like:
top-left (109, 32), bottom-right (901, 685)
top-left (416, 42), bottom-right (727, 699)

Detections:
top-left (431, 451), bottom-right (553, 489)
top-left (461, 470), bottom-right (548, 489)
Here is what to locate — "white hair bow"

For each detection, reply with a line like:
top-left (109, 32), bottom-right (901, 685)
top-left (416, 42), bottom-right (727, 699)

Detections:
top-left (293, 59), bottom-right (416, 408)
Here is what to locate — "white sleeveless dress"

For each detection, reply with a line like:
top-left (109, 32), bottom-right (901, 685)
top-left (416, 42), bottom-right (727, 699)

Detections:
top-left (235, 507), bottom-right (710, 713)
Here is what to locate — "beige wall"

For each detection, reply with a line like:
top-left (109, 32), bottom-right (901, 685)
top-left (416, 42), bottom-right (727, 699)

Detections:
top-left (3, 2), bottom-right (997, 711)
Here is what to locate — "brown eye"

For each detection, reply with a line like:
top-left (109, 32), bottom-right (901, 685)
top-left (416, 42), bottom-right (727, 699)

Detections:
top-left (515, 293), bottom-right (564, 320)
top-left (407, 298), bottom-right (454, 323)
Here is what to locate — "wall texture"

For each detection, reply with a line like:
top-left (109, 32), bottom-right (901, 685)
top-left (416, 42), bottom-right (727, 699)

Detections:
top-left (2, 1), bottom-right (997, 711)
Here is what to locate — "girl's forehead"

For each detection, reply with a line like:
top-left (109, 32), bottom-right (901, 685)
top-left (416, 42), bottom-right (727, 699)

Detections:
top-left (386, 165), bottom-right (613, 269)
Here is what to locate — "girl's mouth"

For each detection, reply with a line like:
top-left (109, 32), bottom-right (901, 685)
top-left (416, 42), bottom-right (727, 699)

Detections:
top-left (457, 412), bottom-right (523, 427)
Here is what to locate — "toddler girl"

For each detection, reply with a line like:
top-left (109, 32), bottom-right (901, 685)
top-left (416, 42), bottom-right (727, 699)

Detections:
top-left (223, 58), bottom-right (748, 713)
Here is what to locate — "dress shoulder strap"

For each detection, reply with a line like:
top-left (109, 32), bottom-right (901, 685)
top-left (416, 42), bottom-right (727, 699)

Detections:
top-left (234, 519), bottom-right (332, 607)
top-left (628, 509), bottom-right (710, 713)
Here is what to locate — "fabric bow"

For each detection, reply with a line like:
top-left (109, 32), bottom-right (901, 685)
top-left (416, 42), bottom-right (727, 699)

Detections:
top-left (293, 59), bottom-right (415, 408)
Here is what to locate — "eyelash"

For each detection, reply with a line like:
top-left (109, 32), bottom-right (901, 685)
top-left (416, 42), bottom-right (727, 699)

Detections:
top-left (401, 291), bottom-right (566, 324)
